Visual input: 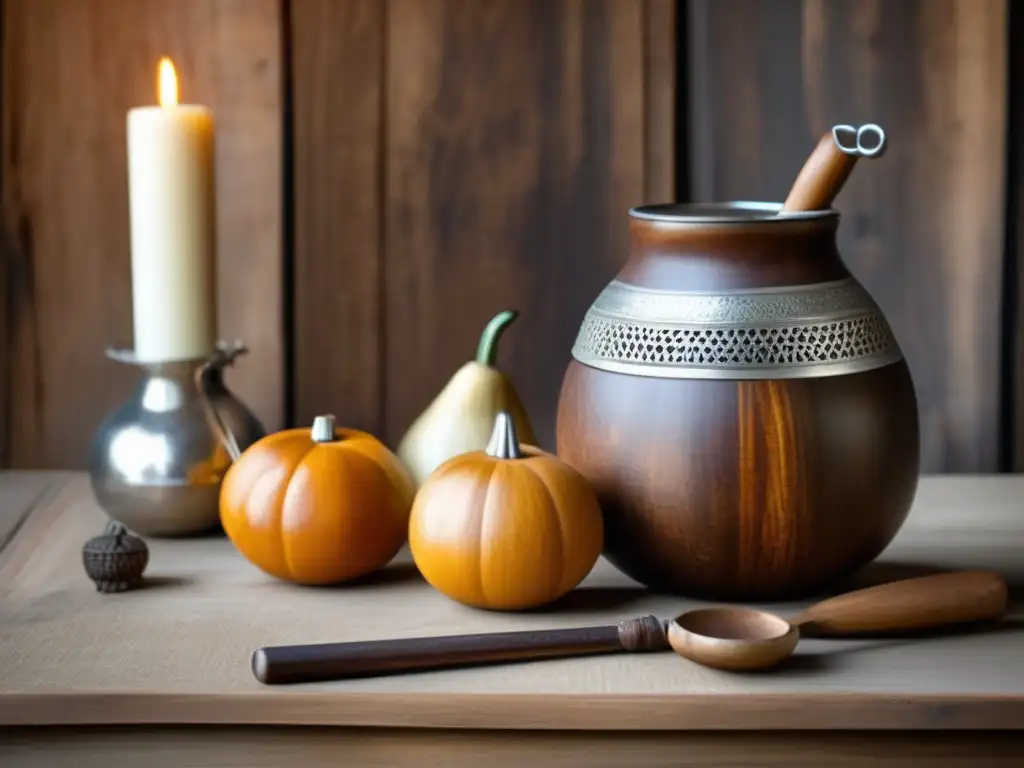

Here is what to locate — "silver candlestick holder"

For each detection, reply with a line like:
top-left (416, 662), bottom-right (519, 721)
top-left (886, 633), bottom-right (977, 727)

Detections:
top-left (87, 340), bottom-right (267, 538)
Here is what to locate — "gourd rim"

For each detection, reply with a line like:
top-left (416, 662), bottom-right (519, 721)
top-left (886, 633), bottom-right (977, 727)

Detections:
top-left (629, 201), bottom-right (839, 224)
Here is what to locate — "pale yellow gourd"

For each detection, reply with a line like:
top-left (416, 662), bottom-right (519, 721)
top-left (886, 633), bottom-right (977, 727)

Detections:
top-left (397, 310), bottom-right (537, 487)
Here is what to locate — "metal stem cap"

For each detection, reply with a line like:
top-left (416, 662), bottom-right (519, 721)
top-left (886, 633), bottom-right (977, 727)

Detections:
top-left (311, 415), bottom-right (338, 443)
top-left (485, 412), bottom-right (523, 460)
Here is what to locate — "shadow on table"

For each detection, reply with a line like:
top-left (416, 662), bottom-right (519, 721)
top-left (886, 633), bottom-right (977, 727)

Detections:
top-left (330, 562), bottom-right (426, 588)
top-left (835, 561), bottom-right (951, 590)
top-left (764, 616), bottom-right (1024, 676)
top-left (139, 575), bottom-right (196, 590)
top-left (517, 559), bottom-right (1024, 617)
top-left (522, 586), bottom-right (654, 614)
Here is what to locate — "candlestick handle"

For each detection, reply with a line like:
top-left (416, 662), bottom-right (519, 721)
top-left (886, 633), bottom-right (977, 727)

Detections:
top-left (195, 340), bottom-right (249, 461)
top-left (251, 615), bottom-right (669, 685)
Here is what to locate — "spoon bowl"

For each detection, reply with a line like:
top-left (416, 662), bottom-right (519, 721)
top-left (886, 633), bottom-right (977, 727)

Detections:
top-left (668, 607), bottom-right (799, 671)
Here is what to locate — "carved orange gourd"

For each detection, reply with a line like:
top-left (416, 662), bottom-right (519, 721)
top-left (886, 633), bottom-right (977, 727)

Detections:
top-left (219, 414), bottom-right (415, 585)
top-left (408, 411), bottom-right (603, 610)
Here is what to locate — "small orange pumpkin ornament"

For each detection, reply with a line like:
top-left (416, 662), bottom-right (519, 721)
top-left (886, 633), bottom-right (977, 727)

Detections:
top-left (408, 411), bottom-right (603, 610)
top-left (219, 414), bottom-right (415, 585)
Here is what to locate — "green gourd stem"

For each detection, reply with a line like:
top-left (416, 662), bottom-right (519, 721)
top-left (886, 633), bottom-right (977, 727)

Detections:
top-left (475, 310), bottom-right (519, 366)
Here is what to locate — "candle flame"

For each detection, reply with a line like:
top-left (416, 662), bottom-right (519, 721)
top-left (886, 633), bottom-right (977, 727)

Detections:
top-left (157, 57), bottom-right (178, 107)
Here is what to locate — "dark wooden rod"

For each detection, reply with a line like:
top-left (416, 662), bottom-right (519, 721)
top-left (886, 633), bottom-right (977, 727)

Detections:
top-left (251, 615), bottom-right (669, 685)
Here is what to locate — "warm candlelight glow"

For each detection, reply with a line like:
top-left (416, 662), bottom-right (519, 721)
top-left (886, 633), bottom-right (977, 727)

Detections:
top-left (157, 57), bottom-right (178, 107)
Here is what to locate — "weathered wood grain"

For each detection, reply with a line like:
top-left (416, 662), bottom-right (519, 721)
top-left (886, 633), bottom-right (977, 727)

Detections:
top-left (3, 727), bottom-right (1024, 767)
top-left (0, 471), bottom-right (67, 560)
top-left (290, 0), bottom-right (385, 434)
top-left (205, 0), bottom-right (285, 435)
top-left (3, 0), bottom-right (1012, 475)
top-left (383, 0), bottom-right (660, 450)
top-left (0, 471), bottom-right (1022, 732)
top-left (0, 0), bottom-right (284, 468)
top-left (644, 0), bottom-right (678, 203)
top-left (687, 0), bottom-right (1008, 472)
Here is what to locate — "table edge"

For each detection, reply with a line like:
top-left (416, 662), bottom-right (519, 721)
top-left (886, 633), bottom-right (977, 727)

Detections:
top-left (1, 692), bottom-right (1022, 731)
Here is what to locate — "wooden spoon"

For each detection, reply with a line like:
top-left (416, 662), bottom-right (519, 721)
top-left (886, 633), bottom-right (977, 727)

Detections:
top-left (781, 123), bottom-right (887, 211)
top-left (667, 570), bottom-right (1007, 671)
top-left (250, 571), bottom-right (1007, 684)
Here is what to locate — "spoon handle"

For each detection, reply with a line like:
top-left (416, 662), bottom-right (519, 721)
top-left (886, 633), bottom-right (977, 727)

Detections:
top-left (251, 614), bottom-right (668, 685)
top-left (790, 570), bottom-right (1009, 637)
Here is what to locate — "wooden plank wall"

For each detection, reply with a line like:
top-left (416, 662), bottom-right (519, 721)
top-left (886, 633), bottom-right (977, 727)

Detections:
top-left (688, 0), bottom-right (1008, 473)
top-left (0, 0), bottom-right (1017, 474)
top-left (291, 0), bottom-right (675, 450)
top-left (0, 0), bottom-right (284, 468)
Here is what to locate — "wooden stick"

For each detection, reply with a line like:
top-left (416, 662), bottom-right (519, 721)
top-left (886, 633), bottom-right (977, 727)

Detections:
top-left (251, 615), bottom-right (669, 685)
top-left (781, 124), bottom-right (887, 212)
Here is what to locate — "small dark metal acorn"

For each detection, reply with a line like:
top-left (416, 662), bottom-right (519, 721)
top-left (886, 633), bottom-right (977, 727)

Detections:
top-left (82, 519), bottom-right (149, 593)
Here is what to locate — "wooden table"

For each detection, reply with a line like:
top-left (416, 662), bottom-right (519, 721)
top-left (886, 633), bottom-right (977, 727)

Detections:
top-left (1, 471), bottom-right (1022, 766)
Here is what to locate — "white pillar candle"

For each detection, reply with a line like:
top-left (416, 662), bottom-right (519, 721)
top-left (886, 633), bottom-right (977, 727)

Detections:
top-left (126, 57), bottom-right (216, 363)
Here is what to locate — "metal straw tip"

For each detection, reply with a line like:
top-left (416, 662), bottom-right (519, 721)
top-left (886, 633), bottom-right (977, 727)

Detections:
top-left (831, 123), bottom-right (887, 158)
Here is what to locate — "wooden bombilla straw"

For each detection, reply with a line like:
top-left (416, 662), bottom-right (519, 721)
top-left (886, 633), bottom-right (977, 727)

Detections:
top-left (781, 123), bottom-right (887, 212)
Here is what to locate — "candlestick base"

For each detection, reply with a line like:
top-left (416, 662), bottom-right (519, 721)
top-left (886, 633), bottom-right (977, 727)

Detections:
top-left (87, 340), bottom-right (267, 538)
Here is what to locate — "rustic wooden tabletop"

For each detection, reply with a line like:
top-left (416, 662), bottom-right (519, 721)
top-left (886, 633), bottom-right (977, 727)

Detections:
top-left (1, 471), bottom-right (1022, 766)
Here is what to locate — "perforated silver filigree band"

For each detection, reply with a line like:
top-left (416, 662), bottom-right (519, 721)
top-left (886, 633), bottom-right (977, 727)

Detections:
top-left (571, 278), bottom-right (903, 380)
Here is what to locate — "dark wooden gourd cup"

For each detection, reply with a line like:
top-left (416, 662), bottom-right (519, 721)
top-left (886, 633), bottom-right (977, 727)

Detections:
top-left (555, 126), bottom-right (920, 601)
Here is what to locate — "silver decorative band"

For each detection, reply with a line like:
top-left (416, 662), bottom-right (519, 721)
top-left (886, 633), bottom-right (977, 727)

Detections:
top-left (571, 278), bottom-right (904, 380)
